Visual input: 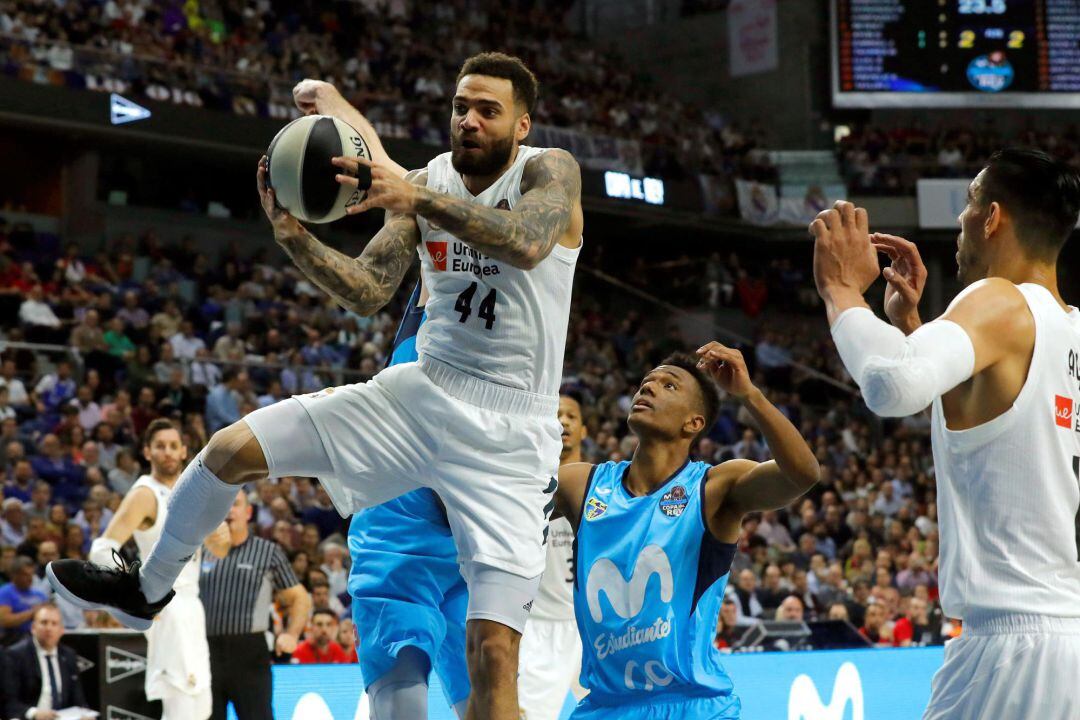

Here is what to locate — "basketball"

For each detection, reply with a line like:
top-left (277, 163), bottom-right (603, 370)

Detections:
top-left (266, 114), bottom-right (373, 223)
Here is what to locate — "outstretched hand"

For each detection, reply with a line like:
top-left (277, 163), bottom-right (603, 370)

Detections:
top-left (809, 200), bottom-right (879, 298)
top-left (697, 342), bottom-right (755, 400)
top-left (873, 232), bottom-right (926, 333)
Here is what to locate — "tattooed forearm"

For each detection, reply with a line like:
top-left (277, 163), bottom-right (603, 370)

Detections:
top-left (277, 214), bottom-right (418, 316)
top-left (413, 148), bottom-right (580, 270)
top-left (274, 170), bottom-right (425, 315)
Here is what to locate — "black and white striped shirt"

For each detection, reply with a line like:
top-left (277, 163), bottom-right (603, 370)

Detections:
top-left (199, 535), bottom-right (299, 637)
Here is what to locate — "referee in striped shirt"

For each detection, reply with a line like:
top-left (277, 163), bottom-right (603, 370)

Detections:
top-left (200, 490), bottom-right (312, 720)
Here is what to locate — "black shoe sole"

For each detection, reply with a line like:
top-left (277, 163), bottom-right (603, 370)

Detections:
top-left (46, 562), bottom-right (154, 632)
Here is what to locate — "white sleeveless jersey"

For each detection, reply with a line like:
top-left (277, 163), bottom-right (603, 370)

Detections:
top-left (415, 146), bottom-right (580, 397)
top-left (931, 283), bottom-right (1080, 620)
top-left (131, 475), bottom-right (201, 595)
top-left (531, 516), bottom-right (576, 621)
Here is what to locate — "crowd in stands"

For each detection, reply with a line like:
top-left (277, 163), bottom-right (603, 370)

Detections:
top-left (838, 121), bottom-right (1080, 195)
top-left (0, 0), bottom-right (769, 183)
top-left (0, 212), bottom-right (949, 656)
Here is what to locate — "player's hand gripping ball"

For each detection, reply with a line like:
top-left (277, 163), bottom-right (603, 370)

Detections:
top-left (264, 115), bottom-right (373, 223)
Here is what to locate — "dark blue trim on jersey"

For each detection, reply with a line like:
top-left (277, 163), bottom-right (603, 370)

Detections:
top-left (572, 463), bottom-right (600, 593)
top-left (619, 457), bottom-right (691, 498)
top-left (692, 471), bottom-right (738, 613)
top-left (385, 280), bottom-right (425, 369)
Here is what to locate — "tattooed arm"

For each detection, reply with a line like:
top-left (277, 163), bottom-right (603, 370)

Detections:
top-left (414, 148), bottom-right (580, 270)
top-left (258, 156), bottom-right (422, 316)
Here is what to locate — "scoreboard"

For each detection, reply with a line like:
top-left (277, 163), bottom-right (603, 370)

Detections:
top-left (831, 0), bottom-right (1080, 107)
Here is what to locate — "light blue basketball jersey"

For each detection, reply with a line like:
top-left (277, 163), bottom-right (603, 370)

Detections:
top-left (573, 459), bottom-right (740, 714)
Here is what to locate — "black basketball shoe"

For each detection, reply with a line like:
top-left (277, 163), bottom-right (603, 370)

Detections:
top-left (46, 550), bottom-right (174, 631)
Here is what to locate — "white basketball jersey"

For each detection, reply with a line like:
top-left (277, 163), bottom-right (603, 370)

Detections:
top-left (931, 283), bottom-right (1080, 620)
top-left (531, 516), bottom-right (576, 620)
top-left (132, 475), bottom-right (201, 595)
top-left (415, 146), bottom-right (580, 397)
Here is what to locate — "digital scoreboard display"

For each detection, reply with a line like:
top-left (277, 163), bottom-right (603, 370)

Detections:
top-left (832, 0), bottom-right (1080, 107)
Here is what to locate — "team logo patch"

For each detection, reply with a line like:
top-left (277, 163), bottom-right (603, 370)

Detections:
top-left (426, 240), bottom-right (448, 271)
top-left (1055, 395), bottom-right (1073, 429)
top-left (659, 485), bottom-right (688, 517)
top-left (585, 497), bottom-right (608, 521)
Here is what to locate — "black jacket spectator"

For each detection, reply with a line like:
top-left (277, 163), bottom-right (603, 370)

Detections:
top-left (3, 636), bottom-right (87, 718)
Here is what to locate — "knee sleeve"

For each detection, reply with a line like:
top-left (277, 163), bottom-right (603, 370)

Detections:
top-left (368, 646), bottom-right (430, 720)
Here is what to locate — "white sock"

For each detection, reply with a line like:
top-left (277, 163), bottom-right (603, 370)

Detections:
top-left (139, 453), bottom-right (238, 603)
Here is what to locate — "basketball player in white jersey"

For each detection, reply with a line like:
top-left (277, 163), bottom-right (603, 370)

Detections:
top-left (87, 419), bottom-right (230, 720)
top-left (49, 52), bottom-right (582, 720)
top-left (810, 148), bottom-right (1080, 719)
top-left (518, 392), bottom-right (589, 720)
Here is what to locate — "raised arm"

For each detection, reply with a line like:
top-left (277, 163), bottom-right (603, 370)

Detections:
top-left (258, 157), bottom-right (421, 317)
top-left (697, 343), bottom-right (819, 542)
top-left (335, 148), bottom-right (581, 270)
top-left (292, 79), bottom-right (409, 178)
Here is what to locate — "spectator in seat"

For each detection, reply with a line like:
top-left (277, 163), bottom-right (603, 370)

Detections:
top-left (0, 556), bottom-right (49, 643)
top-left (205, 368), bottom-right (245, 433)
top-left (338, 617), bottom-right (359, 663)
top-left (845, 578), bottom-right (871, 628)
top-left (858, 602), bottom-right (892, 647)
top-left (893, 596), bottom-right (935, 647)
top-left (775, 595), bottom-right (805, 622)
top-left (18, 286), bottom-right (64, 345)
top-left (2, 603), bottom-right (88, 718)
top-left (826, 602), bottom-right (850, 622)
top-left (292, 609), bottom-right (348, 664)
top-left (2, 498), bottom-right (28, 546)
top-left (731, 569), bottom-right (763, 625)
top-left (714, 598), bottom-right (747, 649)
top-left (756, 564), bottom-right (787, 616)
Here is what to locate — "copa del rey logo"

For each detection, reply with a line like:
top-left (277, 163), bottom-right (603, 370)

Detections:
top-left (788, 662), bottom-right (864, 720)
top-left (1056, 395), bottom-right (1074, 429)
top-left (426, 241), bottom-right (448, 271)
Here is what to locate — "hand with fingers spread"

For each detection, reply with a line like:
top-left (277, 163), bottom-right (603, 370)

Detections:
top-left (256, 155), bottom-right (307, 246)
top-left (696, 342), bottom-right (756, 401)
top-left (333, 155), bottom-right (416, 215)
top-left (809, 200), bottom-right (878, 322)
top-left (873, 232), bottom-right (927, 334)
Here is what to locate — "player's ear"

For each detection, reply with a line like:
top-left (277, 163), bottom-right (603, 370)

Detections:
top-left (142, 445), bottom-right (151, 463)
top-left (515, 112), bottom-right (531, 143)
top-left (985, 201), bottom-right (1002, 239)
top-left (685, 413), bottom-right (705, 439)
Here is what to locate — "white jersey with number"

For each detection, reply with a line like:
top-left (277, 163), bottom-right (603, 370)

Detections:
top-left (531, 516), bottom-right (576, 620)
top-left (930, 283), bottom-right (1080, 621)
top-left (415, 146), bottom-right (580, 397)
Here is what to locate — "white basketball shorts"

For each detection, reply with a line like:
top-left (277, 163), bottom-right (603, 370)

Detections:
top-left (145, 589), bottom-right (212, 718)
top-left (518, 617), bottom-right (586, 720)
top-left (923, 613), bottom-right (1080, 720)
top-left (243, 355), bottom-right (561, 580)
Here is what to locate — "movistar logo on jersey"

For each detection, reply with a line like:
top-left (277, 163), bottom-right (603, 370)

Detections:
top-left (586, 544), bottom-right (673, 622)
top-left (788, 662), bottom-right (864, 720)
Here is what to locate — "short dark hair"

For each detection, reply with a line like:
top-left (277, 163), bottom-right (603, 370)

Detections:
top-left (979, 147), bottom-right (1080, 258)
top-left (143, 418), bottom-right (181, 448)
top-left (559, 388), bottom-right (585, 408)
top-left (456, 52), bottom-right (538, 114)
top-left (659, 352), bottom-right (721, 440)
top-left (311, 608), bottom-right (338, 623)
top-left (222, 367), bottom-right (241, 385)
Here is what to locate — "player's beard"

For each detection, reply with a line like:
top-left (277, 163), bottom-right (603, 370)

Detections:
top-left (451, 132), bottom-right (516, 176)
